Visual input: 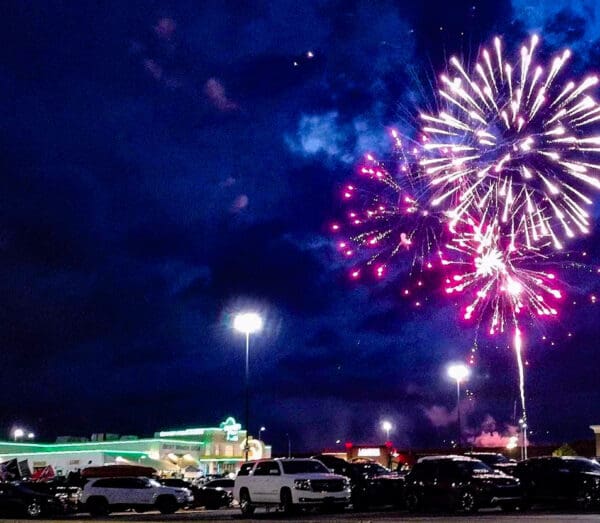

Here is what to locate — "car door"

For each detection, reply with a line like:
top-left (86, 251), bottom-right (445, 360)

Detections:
top-left (129, 478), bottom-right (155, 505)
top-left (251, 461), bottom-right (272, 502)
top-left (0, 486), bottom-right (19, 515)
top-left (264, 461), bottom-right (282, 503)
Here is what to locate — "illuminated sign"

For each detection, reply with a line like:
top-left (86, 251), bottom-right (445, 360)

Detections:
top-left (357, 448), bottom-right (381, 457)
top-left (158, 428), bottom-right (205, 437)
top-left (220, 417), bottom-right (241, 442)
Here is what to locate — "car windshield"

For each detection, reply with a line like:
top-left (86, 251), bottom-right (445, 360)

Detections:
top-left (281, 460), bottom-right (329, 474)
top-left (480, 454), bottom-right (509, 465)
top-left (355, 463), bottom-right (390, 476)
top-left (566, 459), bottom-right (600, 473)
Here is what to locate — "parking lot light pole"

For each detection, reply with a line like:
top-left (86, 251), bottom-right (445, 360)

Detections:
top-left (382, 420), bottom-right (392, 442)
top-left (233, 312), bottom-right (263, 462)
top-left (447, 364), bottom-right (470, 448)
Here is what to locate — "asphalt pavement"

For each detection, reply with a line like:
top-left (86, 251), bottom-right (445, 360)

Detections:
top-left (21, 507), bottom-right (600, 522)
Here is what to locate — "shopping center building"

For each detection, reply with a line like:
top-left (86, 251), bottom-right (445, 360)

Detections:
top-left (0, 417), bottom-right (270, 477)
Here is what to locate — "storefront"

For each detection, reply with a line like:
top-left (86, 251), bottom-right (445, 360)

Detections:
top-left (0, 417), bottom-right (270, 477)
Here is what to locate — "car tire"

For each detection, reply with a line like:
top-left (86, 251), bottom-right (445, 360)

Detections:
top-left (280, 487), bottom-right (296, 515)
top-left (500, 502), bottom-right (519, 512)
top-left (239, 489), bottom-right (255, 517)
top-left (156, 496), bottom-right (178, 515)
top-left (575, 487), bottom-right (594, 511)
top-left (87, 497), bottom-right (110, 517)
top-left (456, 490), bottom-right (477, 514)
top-left (25, 501), bottom-right (42, 518)
top-left (405, 492), bottom-right (420, 513)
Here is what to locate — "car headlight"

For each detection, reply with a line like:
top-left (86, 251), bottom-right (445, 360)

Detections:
top-left (294, 479), bottom-right (312, 491)
top-left (343, 478), bottom-right (352, 490)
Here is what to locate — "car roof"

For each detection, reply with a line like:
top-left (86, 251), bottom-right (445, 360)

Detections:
top-left (417, 455), bottom-right (479, 463)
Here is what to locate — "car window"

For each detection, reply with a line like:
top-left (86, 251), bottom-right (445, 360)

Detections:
top-left (254, 461), bottom-right (277, 476)
top-left (281, 460), bottom-right (329, 474)
top-left (564, 459), bottom-right (600, 473)
top-left (455, 460), bottom-right (493, 475)
top-left (237, 462), bottom-right (255, 476)
top-left (208, 479), bottom-right (233, 488)
top-left (356, 463), bottom-right (389, 476)
top-left (93, 478), bottom-right (117, 488)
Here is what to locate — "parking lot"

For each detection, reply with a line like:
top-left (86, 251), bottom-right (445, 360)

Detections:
top-left (27, 507), bottom-right (600, 522)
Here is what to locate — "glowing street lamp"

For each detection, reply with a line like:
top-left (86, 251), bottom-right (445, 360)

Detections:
top-left (233, 312), bottom-right (263, 461)
top-left (447, 363), bottom-right (470, 448)
top-left (27, 432), bottom-right (35, 440)
top-left (13, 428), bottom-right (24, 442)
top-left (259, 426), bottom-right (266, 442)
top-left (382, 420), bottom-right (392, 442)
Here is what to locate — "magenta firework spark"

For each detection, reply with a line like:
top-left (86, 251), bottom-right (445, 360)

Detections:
top-left (421, 35), bottom-right (600, 251)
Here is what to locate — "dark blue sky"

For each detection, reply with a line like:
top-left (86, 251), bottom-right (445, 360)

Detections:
top-left (1, 0), bottom-right (599, 453)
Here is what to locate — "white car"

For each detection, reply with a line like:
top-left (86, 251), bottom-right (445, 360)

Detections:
top-left (81, 476), bottom-right (193, 515)
top-left (234, 458), bottom-right (351, 516)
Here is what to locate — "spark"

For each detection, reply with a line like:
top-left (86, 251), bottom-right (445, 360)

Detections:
top-left (421, 35), bottom-right (600, 249)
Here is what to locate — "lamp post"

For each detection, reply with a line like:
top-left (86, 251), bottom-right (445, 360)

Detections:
top-left (27, 432), bottom-right (35, 440)
top-left (259, 426), bottom-right (266, 442)
top-left (13, 428), bottom-right (24, 442)
top-left (447, 363), bottom-right (470, 448)
top-left (233, 312), bottom-right (263, 461)
top-left (382, 420), bottom-right (392, 442)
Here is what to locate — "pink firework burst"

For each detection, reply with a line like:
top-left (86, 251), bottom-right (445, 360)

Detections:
top-left (443, 216), bottom-right (562, 335)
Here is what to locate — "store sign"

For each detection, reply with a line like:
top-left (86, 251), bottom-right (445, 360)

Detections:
top-left (220, 417), bottom-right (241, 442)
top-left (357, 448), bottom-right (381, 457)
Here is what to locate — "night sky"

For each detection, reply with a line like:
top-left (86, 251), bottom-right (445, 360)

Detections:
top-left (2, 0), bottom-right (600, 454)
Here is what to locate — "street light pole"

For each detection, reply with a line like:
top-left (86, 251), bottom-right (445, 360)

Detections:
top-left (244, 331), bottom-right (250, 462)
top-left (233, 312), bottom-right (263, 462)
top-left (447, 364), bottom-right (470, 449)
top-left (455, 378), bottom-right (461, 448)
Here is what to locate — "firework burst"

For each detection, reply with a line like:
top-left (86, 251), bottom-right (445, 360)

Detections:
top-left (443, 216), bottom-right (562, 335)
top-left (422, 35), bottom-right (600, 251)
top-left (332, 134), bottom-right (441, 281)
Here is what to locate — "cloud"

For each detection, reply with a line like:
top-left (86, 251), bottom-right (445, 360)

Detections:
top-left (154, 18), bottom-right (177, 40)
top-left (469, 415), bottom-right (519, 447)
top-left (285, 112), bottom-right (350, 162)
top-left (512, 0), bottom-right (600, 57)
top-left (423, 399), bottom-right (475, 428)
top-left (204, 78), bottom-right (239, 111)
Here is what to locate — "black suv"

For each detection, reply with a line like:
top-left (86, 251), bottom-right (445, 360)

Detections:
top-left (313, 455), bottom-right (404, 510)
top-left (515, 456), bottom-right (600, 510)
top-left (464, 452), bottom-right (518, 476)
top-left (404, 456), bottom-right (522, 513)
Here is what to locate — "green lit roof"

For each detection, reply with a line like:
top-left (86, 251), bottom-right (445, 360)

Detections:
top-left (0, 438), bottom-right (207, 454)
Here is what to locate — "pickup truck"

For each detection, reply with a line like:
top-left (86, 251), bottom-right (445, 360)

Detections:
top-left (234, 458), bottom-right (351, 516)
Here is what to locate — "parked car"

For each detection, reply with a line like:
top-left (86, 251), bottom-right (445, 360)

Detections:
top-left (464, 452), bottom-right (518, 476)
top-left (234, 458), bottom-right (351, 516)
top-left (0, 483), bottom-right (64, 518)
top-left (159, 477), bottom-right (233, 509)
top-left (15, 480), bottom-right (82, 513)
top-left (313, 455), bottom-right (404, 510)
top-left (81, 476), bottom-right (193, 515)
top-left (515, 456), bottom-right (600, 510)
top-left (404, 455), bottom-right (522, 513)
top-left (196, 479), bottom-right (234, 509)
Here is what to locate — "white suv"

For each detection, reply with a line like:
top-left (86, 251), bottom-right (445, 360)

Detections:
top-left (81, 476), bottom-right (193, 515)
top-left (234, 459), bottom-right (351, 516)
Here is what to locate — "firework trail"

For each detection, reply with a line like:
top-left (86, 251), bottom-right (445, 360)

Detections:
top-left (422, 35), bottom-right (600, 251)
